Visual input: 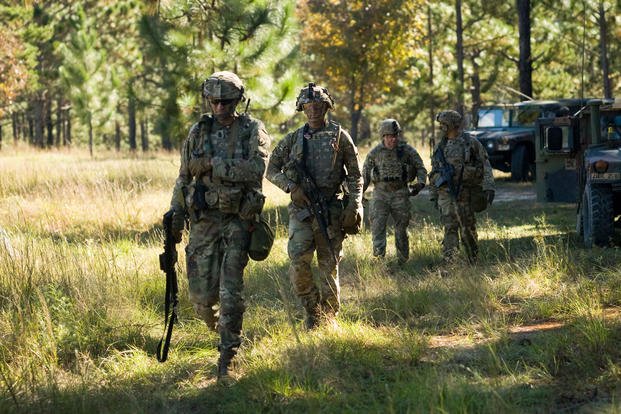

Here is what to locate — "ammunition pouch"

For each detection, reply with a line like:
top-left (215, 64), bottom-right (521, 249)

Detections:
top-left (462, 165), bottom-right (483, 185)
top-left (381, 176), bottom-right (402, 182)
top-left (217, 186), bottom-right (243, 214)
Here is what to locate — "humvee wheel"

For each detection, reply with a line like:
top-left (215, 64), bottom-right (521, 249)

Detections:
top-left (582, 184), bottom-right (614, 247)
top-left (511, 145), bottom-right (533, 181)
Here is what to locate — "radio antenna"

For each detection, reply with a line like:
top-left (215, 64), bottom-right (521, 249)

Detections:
top-left (580, 0), bottom-right (586, 101)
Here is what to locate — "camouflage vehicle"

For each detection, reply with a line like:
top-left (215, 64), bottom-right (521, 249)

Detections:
top-left (467, 99), bottom-right (587, 181)
top-left (535, 98), bottom-right (621, 247)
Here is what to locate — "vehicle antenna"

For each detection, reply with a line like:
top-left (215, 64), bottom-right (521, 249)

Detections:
top-left (580, 0), bottom-right (586, 101)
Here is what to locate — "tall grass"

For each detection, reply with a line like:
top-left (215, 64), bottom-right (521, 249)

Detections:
top-left (1, 148), bottom-right (621, 413)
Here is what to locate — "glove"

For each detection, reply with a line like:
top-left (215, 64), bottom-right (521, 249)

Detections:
top-left (188, 157), bottom-right (212, 177)
top-left (341, 205), bottom-right (362, 234)
top-left (409, 182), bottom-right (425, 196)
top-left (290, 184), bottom-right (310, 207)
top-left (485, 190), bottom-right (495, 206)
top-left (171, 210), bottom-right (185, 243)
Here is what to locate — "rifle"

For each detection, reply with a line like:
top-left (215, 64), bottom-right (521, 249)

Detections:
top-left (156, 210), bottom-right (179, 362)
top-left (433, 141), bottom-right (463, 200)
top-left (293, 160), bottom-right (338, 263)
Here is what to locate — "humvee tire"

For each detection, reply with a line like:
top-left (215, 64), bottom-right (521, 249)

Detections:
top-left (582, 184), bottom-right (614, 247)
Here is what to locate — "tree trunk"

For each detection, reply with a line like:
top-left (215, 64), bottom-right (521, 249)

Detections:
top-left (88, 116), bottom-right (93, 157)
top-left (33, 98), bottom-right (44, 147)
top-left (46, 100), bottom-right (53, 147)
top-left (65, 108), bottom-right (71, 145)
top-left (128, 94), bottom-right (137, 151)
top-left (27, 112), bottom-right (34, 144)
top-left (470, 53), bottom-right (482, 127)
top-left (455, 0), bottom-right (465, 114)
top-left (140, 117), bottom-right (149, 151)
top-left (428, 5), bottom-right (436, 150)
top-left (55, 96), bottom-right (62, 146)
top-left (115, 120), bottom-right (121, 151)
top-left (517, 0), bottom-right (533, 99)
top-left (12, 111), bottom-right (18, 142)
top-left (349, 108), bottom-right (361, 144)
top-left (598, 1), bottom-right (612, 99)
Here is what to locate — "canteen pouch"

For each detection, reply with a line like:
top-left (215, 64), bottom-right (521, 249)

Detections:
top-left (248, 216), bottom-right (275, 261)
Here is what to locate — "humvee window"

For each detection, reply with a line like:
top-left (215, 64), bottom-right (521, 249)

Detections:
top-left (544, 126), bottom-right (571, 151)
top-left (515, 109), bottom-right (541, 127)
top-left (477, 108), bottom-right (510, 127)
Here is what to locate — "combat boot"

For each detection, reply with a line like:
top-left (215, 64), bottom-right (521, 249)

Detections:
top-left (304, 311), bottom-right (319, 330)
top-left (217, 349), bottom-right (235, 381)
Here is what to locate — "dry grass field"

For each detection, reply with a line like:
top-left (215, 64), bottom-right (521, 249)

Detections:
top-left (1, 147), bottom-right (621, 413)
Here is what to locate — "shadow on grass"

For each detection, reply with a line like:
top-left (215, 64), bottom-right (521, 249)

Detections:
top-left (10, 316), bottom-right (621, 413)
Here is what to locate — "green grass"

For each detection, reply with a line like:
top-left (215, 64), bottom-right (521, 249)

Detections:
top-left (1, 148), bottom-right (621, 413)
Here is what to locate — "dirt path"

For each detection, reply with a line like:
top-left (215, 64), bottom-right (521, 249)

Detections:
top-left (427, 307), bottom-right (620, 350)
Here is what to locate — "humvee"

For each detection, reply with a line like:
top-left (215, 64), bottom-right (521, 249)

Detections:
top-left (467, 99), bottom-right (588, 181)
top-left (535, 98), bottom-right (621, 247)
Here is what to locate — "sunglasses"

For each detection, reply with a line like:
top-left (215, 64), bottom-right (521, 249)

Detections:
top-left (302, 101), bottom-right (325, 110)
top-left (209, 98), bottom-right (236, 106)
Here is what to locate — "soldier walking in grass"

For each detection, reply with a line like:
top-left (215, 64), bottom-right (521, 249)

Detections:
top-left (429, 110), bottom-right (495, 264)
top-left (362, 119), bottom-right (427, 264)
top-left (267, 83), bottom-right (363, 329)
top-left (167, 71), bottom-right (271, 380)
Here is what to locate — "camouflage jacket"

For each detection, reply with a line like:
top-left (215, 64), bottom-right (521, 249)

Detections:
top-left (429, 133), bottom-right (494, 199)
top-left (266, 121), bottom-right (363, 209)
top-left (170, 113), bottom-right (271, 216)
top-left (362, 141), bottom-right (427, 192)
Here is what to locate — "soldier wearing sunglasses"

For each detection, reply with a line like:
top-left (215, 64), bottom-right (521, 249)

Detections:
top-left (167, 71), bottom-right (271, 381)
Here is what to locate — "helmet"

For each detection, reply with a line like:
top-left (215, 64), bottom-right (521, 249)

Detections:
top-left (295, 82), bottom-right (335, 111)
top-left (379, 119), bottom-right (401, 136)
top-left (203, 71), bottom-right (245, 101)
top-left (436, 110), bottom-right (463, 130)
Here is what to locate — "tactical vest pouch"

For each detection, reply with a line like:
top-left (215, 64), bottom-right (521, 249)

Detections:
top-left (470, 185), bottom-right (487, 213)
top-left (462, 165), bottom-right (483, 185)
top-left (248, 215), bottom-right (275, 261)
top-left (239, 189), bottom-right (266, 220)
top-left (218, 186), bottom-right (243, 214)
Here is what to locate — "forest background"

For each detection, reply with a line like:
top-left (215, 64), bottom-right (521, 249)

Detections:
top-left (2, 1), bottom-right (621, 413)
top-left (0, 0), bottom-right (619, 154)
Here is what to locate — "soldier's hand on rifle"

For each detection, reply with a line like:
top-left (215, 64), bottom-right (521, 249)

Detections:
top-left (171, 210), bottom-right (185, 243)
top-left (485, 190), bottom-right (495, 206)
top-left (409, 182), bottom-right (425, 196)
top-left (290, 184), bottom-right (310, 207)
top-left (188, 157), bottom-right (212, 177)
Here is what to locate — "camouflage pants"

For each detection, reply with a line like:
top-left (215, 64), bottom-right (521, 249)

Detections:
top-left (287, 201), bottom-right (345, 317)
top-left (438, 190), bottom-right (478, 262)
top-left (186, 210), bottom-right (250, 355)
top-left (370, 187), bottom-right (411, 261)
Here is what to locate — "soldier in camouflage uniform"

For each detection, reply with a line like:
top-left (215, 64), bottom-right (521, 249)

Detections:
top-left (362, 119), bottom-right (427, 264)
top-left (168, 71), bottom-right (271, 379)
top-left (267, 83), bottom-right (363, 329)
top-left (429, 110), bottom-right (494, 263)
